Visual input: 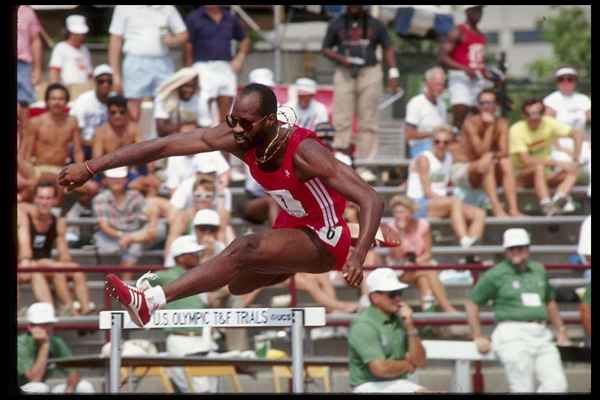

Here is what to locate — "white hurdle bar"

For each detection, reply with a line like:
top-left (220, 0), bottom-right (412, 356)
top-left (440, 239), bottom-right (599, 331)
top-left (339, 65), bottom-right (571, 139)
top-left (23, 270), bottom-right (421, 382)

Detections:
top-left (99, 307), bottom-right (326, 393)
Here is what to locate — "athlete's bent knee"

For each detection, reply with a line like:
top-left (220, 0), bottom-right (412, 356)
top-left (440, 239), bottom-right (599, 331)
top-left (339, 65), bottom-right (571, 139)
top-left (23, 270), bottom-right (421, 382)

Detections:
top-left (225, 234), bottom-right (265, 268)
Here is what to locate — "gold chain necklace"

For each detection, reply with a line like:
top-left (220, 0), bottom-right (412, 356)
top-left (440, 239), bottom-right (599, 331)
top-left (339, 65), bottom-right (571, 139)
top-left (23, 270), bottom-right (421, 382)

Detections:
top-left (256, 125), bottom-right (289, 165)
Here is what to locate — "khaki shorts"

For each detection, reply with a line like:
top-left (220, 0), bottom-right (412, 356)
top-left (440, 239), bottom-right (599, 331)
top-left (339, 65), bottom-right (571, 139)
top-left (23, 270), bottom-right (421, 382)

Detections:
top-left (34, 164), bottom-right (62, 180)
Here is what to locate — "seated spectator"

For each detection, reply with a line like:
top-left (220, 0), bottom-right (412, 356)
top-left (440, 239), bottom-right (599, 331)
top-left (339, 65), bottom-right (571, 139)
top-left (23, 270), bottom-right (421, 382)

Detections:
top-left (22, 83), bottom-right (83, 184)
top-left (165, 147), bottom-right (230, 196)
top-left (406, 126), bottom-right (486, 248)
top-left (154, 67), bottom-right (213, 137)
top-left (544, 66), bottom-right (591, 181)
top-left (93, 167), bottom-right (161, 281)
top-left (349, 268), bottom-right (430, 393)
top-left (283, 78), bottom-right (329, 130)
top-left (169, 160), bottom-right (233, 218)
top-left (18, 303), bottom-right (96, 393)
top-left (465, 228), bottom-right (570, 393)
top-left (108, 5), bottom-right (188, 123)
top-left (69, 64), bottom-right (114, 160)
top-left (48, 15), bottom-right (93, 100)
top-left (380, 196), bottom-right (457, 313)
top-left (405, 67), bottom-right (448, 158)
top-left (137, 236), bottom-right (221, 393)
top-left (165, 178), bottom-right (234, 266)
top-left (509, 98), bottom-right (583, 216)
top-left (18, 108), bottom-right (36, 202)
top-left (450, 89), bottom-right (523, 217)
top-left (17, 181), bottom-right (95, 316)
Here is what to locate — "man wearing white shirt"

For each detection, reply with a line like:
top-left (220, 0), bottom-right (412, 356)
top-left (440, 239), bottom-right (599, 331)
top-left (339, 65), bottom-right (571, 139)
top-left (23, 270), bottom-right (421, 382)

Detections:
top-left (544, 66), bottom-right (591, 184)
top-left (69, 64), bottom-right (114, 159)
top-left (404, 67), bottom-right (448, 158)
top-left (49, 15), bottom-right (93, 100)
top-left (108, 5), bottom-right (188, 123)
top-left (283, 78), bottom-right (329, 131)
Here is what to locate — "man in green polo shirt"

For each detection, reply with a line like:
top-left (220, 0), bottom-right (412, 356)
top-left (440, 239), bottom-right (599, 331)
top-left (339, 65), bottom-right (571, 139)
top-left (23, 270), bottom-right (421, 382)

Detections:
top-left (465, 228), bottom-right (571, 393)
top-left (348, 268), bottom-right (430, 393)
top-left (137, 235), bottom-right (225, 393)
top-left (18, 302), bottom-right (95, 393)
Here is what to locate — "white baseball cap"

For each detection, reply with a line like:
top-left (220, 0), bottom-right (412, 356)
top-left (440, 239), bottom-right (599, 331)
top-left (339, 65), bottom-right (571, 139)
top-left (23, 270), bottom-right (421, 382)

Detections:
top-left (295, 78), bottom-right (317, 95)
top-left (104, 166), bottom-right (128, 179)
top-left (555, 67), bottom-right (578, 78)
top-left (366, 268), bottom-right (409, 294)
top-left (170, 235), bottom-right (205, 258)
top-left (66, 14), bottom-right (89, 35)
top-left (93, 64), bottom-right (113, 78)
top-left (249, 68), bottom-right (275, 87)
top-left (27, 302), bottom-right (59, 325)
top-left (193, 209), bottom-right (221, 226)
top-left (193, 160), bottom-right (218, 174)
top-left (503, 228), bottom-right (530, 248)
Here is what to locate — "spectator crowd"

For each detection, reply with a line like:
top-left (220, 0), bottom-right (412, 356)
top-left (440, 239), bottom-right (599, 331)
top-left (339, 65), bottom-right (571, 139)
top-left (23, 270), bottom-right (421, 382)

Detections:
top-left (16, 5), bottom-right (590, 394)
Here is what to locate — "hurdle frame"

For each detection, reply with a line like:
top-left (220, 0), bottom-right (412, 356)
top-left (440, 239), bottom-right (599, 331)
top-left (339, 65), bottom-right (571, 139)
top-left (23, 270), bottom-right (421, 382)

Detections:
top-left (99, 307), bottom-right (326, 393)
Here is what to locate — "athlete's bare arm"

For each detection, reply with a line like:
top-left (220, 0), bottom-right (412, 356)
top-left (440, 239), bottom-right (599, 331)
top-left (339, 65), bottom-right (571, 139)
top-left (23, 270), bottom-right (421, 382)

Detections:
top-left (294, 139), bottom-right (384, 287)
top-left (58, 123), bottom-right (237, 190)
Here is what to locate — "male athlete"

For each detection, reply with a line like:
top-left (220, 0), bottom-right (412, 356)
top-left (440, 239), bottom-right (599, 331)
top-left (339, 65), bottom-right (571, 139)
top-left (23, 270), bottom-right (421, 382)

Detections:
top-left (58, 83), bottom-right (384, 327)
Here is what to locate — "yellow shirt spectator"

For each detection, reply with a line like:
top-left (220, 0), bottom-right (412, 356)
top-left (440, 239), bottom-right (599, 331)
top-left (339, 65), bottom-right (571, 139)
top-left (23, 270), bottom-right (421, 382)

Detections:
top-left (509, 116), bottom-right (571, 169)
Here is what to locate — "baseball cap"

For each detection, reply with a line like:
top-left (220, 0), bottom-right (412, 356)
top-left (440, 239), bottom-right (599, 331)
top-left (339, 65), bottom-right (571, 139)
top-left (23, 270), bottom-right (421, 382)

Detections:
top-left (93, 64), bottom-right (113, 78)
top-left (104, 166), bottom-right (128, 179)
top-left (502, 228), bottom-right (530, 248)
top-left (295, 78), bottom-right (317, 95)
top-left (193, 160), bottom-right (218, 174)
top-left (66, 14), bottom-right (89, 35)
top-left (193, 209), bottom-right (221, 227)
top-left (27, 302), bottom-right (59, 325)
top-left (366, 268), bottom-right (409, 293)
top-left (555, 67), bottom-right (578, 78)
top-left (249, 68), bottom-right (275, 87)
top-left (170, 235), bottom-right (205, 258)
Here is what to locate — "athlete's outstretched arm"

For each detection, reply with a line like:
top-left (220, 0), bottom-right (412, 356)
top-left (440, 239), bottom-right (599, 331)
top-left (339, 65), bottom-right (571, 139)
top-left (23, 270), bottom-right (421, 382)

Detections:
top-left (295, 139), bottom-right (385, 287)
top-left (58, 123), bottom-right (238, 190)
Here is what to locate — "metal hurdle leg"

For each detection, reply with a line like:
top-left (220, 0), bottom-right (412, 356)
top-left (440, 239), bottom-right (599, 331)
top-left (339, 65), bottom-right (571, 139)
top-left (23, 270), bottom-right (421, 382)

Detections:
top-left (291, 309), bottom-right (304, 393)
top-left (109, 313), bottom-right (123, 393)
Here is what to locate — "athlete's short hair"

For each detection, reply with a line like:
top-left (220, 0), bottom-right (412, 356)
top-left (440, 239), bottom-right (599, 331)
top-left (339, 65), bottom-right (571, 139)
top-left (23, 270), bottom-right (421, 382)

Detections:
top-left (240, 83), bottom-right (278, 117)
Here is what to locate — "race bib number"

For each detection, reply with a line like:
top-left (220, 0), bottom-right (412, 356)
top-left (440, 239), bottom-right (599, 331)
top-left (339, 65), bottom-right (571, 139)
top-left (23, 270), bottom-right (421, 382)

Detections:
top-left (521, 293), bottom-right (542, 307)
top-left (468, 43), bottom-right (485, 69)
top-left (267, 189), bottom-right (307, 218)
top-left (317, 225), bottom-right (343, 247)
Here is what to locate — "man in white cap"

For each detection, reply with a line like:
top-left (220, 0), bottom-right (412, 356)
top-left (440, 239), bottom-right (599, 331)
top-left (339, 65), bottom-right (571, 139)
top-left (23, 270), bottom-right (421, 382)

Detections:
top-left (69, 64), bottom-right (115, 159)
top-left (283, 78), bottom-right (329, 131)
top-left (348, 268), bottom-right (429, 393)
top-left (465, 228), bottom-right (571, 393)
top-left (439, 5), bottom-right (495, 131)
top-left (544, 66), bottom-right (591, 186)
top-left (93, 166), bottom-right (160, 281)
top-left (49, 15), bottom-right (93, 99)
top-left (137, 236), bottom-right (221, 392)
top-left (18, 303), bottom-right (95, 393)
top-left (248, 68), bottom-right (275, 87)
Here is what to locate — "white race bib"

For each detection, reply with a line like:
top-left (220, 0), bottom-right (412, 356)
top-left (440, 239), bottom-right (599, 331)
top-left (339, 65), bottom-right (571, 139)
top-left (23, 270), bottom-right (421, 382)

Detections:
top-left (267, 189), bottom-right (307, 218)
top-left (317, 225), bottom-right (343, 247)
top-left (521, 293), bottom-right (542, 307)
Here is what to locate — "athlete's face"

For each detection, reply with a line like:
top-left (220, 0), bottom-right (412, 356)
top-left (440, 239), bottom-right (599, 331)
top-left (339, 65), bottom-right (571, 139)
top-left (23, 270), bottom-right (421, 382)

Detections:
top-left (34, 187), bottom-right (58, 214)
top-left (227, 93), bottom-right (276, 149)
top-left (466, 6), bottom-right (483, 25)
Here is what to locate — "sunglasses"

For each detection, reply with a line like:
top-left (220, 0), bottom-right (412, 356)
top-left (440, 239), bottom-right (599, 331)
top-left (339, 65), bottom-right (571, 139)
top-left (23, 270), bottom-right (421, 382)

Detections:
top-left (96, 78), bottom-right (113, 85)
top-left (478, 100), bottom-right (496, 107)
top-left (378, 290), bottom-right (404, 299)
top-left (109, 109), bottom-right (127, 116)
top-left (507, 245), bottom-right (528, 252)
top-left (195, 224), bottom-right (219, 232)
top-left (226, 114), bottom-right (267, 131)
top-left (434, 139), bottom-right (451, 146)
top-left (557, 76), bottom-right (576, 83)
top-left (526, 110), bottom-right (543, 118)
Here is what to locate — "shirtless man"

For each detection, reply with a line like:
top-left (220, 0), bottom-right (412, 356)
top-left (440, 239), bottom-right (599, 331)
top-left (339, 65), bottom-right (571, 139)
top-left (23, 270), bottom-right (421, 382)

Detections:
top-left (59, 83), bottom-right (383, 327)
top-left (92, 94), bottom-right (142, 158)
top-left (450, 89), bottom-right (522, 217)
top-left (23, 83), bottom-right (84, 182)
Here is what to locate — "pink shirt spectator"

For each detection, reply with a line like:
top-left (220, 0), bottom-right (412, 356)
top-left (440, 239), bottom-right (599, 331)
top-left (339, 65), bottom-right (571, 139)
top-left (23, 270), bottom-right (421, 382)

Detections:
top-left (387, 219), bottom-right (431, 260)
top-left (17, 5), bottom-right (41, 63)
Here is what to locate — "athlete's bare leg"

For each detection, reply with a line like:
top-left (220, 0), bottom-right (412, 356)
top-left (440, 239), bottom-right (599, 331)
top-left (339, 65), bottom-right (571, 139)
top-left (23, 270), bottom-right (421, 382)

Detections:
top-left (163, 228), bottom-right (336, 302)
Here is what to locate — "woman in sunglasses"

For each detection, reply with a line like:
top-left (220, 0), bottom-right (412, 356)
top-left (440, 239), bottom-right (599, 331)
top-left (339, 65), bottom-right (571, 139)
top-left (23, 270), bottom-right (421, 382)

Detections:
top-left (61, 83), bottom-right (384, 327)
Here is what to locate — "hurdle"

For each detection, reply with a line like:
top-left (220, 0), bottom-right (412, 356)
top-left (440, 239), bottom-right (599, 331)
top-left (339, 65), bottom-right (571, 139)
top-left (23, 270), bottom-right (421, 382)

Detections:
top-left (99, 307), bottom-right (326, 393)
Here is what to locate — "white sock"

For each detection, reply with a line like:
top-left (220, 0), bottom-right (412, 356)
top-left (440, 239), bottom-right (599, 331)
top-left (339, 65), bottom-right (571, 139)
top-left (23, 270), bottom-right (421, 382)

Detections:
top-left (144, 286), bottom-right (166, 309)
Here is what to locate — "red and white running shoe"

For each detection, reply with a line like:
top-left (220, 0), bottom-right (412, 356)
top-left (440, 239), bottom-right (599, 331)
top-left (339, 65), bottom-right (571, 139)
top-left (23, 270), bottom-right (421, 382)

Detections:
top-left (105, 273), bottom-right (153, 327)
